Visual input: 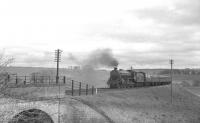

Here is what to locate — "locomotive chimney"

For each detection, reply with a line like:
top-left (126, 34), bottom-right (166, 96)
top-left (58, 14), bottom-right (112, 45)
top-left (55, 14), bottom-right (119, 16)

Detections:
top-left (114, 65), bottom-right (118, 70)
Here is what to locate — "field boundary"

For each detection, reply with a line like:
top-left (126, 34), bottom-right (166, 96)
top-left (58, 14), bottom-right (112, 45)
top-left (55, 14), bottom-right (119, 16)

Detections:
top-left (182, 87), bottom-right (200, 98)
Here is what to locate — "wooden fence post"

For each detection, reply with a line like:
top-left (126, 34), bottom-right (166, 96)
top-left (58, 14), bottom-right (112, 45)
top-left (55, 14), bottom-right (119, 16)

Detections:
top-left (92, 86), bottom-right (94, 95)
top-left (79, 82), bottom-right (81, 96)
top-left (7, 75), bottom-right (10, 82)
top-left (72, 80), bottom-right (74, 96)
top-left (86, 84), bottom-right (88, 95)
top-left (33, 75), bottom-right (35, 84)
top-left (24, 76), bottom-right (26, 85)
top-left (49, 76), bottom-right (50, 85)
top-left (16, 75), bottom-right (18, 85)
top-left (63, 76), bottom-right (66, 84)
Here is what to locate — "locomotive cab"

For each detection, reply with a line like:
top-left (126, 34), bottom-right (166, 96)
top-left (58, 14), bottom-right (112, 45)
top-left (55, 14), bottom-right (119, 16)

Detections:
top-left (119, 70), bottom-right (136, 88)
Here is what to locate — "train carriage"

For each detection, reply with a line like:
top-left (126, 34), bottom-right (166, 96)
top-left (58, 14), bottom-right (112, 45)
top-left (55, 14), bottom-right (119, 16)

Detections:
top-left (107, 68), bottom-right (171, 89)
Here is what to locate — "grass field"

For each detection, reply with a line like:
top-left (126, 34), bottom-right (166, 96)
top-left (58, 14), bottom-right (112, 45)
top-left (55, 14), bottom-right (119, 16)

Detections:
top-left (172, 75), bottom-right (200, 86)
top-left (2, 67), bottom-right (200, 122)
top-left (184, 87), bottom-right (200, 97)
top-left (1, 84), bottom-right (200, 123)
top-left (76, 85), bottom-right (200, 123)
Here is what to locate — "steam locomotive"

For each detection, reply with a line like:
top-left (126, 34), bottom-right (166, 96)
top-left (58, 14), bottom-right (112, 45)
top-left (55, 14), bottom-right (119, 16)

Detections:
top-left (107, 68), bottom-right (171, 88)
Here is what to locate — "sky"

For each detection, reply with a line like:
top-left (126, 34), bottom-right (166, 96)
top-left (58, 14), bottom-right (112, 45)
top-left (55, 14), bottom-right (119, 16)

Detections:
top-left (0, 0), bottom-right (199, 69)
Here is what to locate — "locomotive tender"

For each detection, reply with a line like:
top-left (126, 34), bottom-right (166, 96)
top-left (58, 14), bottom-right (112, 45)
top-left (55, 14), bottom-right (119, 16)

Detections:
top-left (107, 67), bottom-right (171, 88)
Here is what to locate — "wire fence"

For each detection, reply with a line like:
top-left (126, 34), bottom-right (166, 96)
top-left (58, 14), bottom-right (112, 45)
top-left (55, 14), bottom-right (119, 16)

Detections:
top-left (3, 75), bottom-right (96, 97)
top-left (0, 74), bottom-right (97, 123)
top-left (0, 73), bottom-right (172, 123)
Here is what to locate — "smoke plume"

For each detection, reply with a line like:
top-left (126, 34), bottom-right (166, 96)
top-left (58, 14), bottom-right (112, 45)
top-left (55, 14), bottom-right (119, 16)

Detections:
top-left (67, 48), bottom-right (119, 68)
top-left (66, 49), bottom-right (117, 87)
top-left (84, 49), bottom-right (119, 68)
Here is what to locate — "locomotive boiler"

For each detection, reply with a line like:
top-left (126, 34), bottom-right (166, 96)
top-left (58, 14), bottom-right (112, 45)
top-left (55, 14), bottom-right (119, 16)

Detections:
top-left (107, 67), bottom-right (171, 89)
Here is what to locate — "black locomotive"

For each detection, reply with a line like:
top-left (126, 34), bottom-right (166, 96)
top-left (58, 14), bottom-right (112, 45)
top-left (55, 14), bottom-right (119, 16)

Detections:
top-left (107, 67), bottom-right (171, 88)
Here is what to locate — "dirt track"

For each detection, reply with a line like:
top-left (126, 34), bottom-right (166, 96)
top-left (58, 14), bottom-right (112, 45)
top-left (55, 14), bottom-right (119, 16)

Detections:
top-left (184, 87), bottom-right (200, 97)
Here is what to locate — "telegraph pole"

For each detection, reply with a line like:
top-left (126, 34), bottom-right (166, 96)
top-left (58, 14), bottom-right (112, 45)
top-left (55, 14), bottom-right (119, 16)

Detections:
top-left (55, 49), bottom-right (62, 84)
top-left (54, 49), bottom-right (62, 123)
top-left (170, 59), bottom-right (174, 104)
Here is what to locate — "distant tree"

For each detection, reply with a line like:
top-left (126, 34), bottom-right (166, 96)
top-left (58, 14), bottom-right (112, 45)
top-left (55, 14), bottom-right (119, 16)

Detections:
top-left (0, 51), bottom-right (14, 93)
top-left (0, 51), bottom-right (14, 72)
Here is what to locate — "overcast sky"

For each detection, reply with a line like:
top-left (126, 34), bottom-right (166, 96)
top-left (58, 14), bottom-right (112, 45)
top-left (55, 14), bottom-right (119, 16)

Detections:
top-left (0, 0), bottom-right (199, 69)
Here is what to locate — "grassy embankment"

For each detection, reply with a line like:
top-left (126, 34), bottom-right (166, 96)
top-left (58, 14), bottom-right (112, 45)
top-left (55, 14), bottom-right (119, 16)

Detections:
top-left (75, 85), bottom-right (200, 123)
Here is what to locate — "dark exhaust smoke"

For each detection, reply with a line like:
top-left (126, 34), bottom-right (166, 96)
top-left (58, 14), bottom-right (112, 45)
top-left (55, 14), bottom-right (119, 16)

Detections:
top-left (83, 49), bottom-right (118, 68)
top-left (66, 49), bottom-right (116, 87)
top-left (67, 48), bottom-right (119, 68)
